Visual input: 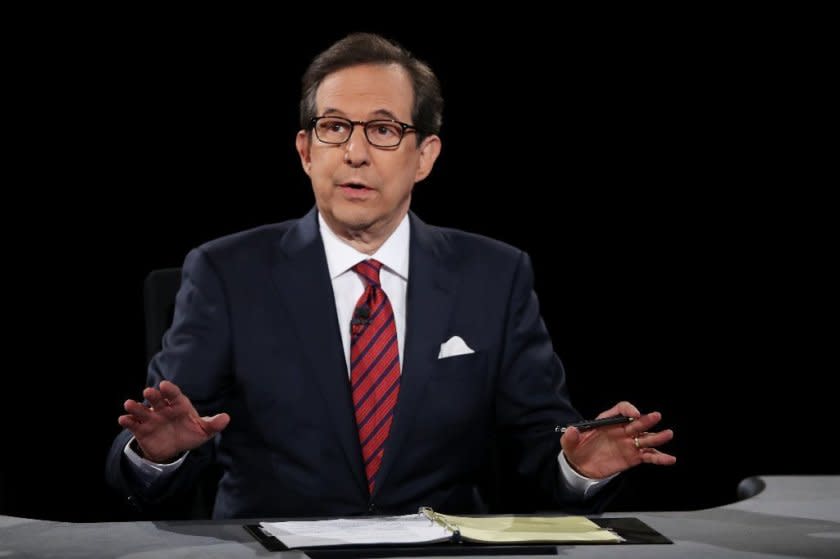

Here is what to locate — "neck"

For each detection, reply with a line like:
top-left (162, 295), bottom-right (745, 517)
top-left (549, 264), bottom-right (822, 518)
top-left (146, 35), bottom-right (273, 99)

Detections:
top-left (329, 213), bottom-right (406, 255)
top-left (341, 234), bottom-right (387, 255)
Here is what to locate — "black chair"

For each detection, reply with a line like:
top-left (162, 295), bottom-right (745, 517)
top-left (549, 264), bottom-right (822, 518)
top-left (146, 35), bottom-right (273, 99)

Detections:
top-left (143, 267), bottom-right (182, 363)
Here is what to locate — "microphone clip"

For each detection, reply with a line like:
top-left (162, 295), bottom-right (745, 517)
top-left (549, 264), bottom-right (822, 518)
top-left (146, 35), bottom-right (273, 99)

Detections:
top-left (351, 304), bottom-right (371, 337)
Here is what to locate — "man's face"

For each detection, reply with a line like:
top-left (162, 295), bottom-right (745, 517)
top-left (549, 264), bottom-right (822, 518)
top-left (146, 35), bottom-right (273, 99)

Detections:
top-left (296, 63), bottom-right (440, 241)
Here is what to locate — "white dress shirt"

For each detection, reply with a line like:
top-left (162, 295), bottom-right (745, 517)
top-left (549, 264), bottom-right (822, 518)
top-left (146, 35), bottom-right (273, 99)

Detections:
top-left (318, 213), bottom-right (408, 374)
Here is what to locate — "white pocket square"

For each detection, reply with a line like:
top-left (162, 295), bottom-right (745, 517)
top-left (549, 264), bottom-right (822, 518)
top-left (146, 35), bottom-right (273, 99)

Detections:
top-left (438, 335), bottom-right (475, 359)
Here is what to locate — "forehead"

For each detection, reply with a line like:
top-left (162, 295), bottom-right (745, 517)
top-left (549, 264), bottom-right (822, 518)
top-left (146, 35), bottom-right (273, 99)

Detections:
top-left (315, 63), bottom-right (415, 120)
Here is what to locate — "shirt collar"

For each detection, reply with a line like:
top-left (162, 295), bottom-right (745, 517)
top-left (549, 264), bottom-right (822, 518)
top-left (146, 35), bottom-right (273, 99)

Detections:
top-left (318, 212), bottom-right (410, 281)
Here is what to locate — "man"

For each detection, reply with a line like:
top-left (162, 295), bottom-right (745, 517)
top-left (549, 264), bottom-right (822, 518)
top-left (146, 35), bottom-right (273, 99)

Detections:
top-left (106, 32), bottom-right (675, 520)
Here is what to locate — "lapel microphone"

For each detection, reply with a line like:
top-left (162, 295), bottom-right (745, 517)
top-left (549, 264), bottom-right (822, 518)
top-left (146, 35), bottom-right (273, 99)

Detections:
top-left (351, 304), bottom-right (371, 336)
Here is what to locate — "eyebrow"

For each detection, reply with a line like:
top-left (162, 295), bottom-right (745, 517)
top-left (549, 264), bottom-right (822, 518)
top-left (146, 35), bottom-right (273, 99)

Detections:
top-left (321, 108), bottom-right (403, 121)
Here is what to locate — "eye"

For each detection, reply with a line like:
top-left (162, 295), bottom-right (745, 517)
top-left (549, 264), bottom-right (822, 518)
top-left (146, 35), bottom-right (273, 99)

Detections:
top-left (320, 119), bottom-right (348, 133)
top-left (367, 121), bottom-right (400, 139)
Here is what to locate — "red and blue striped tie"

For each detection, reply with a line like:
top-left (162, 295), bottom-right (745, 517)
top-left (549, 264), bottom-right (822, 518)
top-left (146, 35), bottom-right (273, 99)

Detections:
top-left (350, 259), bottom-right (401, 494)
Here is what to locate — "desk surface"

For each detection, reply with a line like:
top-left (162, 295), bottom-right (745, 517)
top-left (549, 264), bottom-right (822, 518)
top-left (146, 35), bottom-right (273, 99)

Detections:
top-left (2, 475), bottom-right (838, 558)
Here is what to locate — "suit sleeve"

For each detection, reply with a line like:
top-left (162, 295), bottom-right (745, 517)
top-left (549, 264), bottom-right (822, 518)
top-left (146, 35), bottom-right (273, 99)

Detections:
top-left (105, 247), bottom-right (233, 512)
top-left (494, 251), bottom-right (620, 513)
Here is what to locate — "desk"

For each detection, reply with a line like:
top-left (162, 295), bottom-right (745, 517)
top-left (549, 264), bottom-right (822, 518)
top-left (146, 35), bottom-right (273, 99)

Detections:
top-left (2, 476), bottom-right (838, 558)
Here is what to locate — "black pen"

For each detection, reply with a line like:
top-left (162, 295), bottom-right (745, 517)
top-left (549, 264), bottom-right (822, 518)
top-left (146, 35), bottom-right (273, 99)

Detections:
top-left (555, 414), bottom-right (634, 433)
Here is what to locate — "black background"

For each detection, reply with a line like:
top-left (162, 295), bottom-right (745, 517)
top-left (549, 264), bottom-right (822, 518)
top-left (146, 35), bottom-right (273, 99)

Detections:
top-left (2, 12), bottom-right (834, 521)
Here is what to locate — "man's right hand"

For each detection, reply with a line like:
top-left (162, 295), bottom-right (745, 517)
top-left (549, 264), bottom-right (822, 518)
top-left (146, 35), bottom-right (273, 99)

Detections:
top-left (118, 380), bottom-right (230, 463)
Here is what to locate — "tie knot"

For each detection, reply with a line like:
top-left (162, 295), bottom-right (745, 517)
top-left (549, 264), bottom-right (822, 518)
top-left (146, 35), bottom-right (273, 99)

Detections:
top-left (353, 259), bottom-right (383, 287)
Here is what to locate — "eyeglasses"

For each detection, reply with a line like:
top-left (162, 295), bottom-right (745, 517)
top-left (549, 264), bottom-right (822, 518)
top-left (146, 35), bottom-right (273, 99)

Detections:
top-left (309, 116), bottom-right (419, 148)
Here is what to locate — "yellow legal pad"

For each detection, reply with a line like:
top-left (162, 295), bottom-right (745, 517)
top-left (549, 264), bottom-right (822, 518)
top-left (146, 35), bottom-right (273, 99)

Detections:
top-left (425, 508), bottom-right (622, 543)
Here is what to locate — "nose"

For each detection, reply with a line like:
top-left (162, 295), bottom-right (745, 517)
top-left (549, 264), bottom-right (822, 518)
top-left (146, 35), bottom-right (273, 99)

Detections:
top-left (343, 123), bottom-right (371, 167)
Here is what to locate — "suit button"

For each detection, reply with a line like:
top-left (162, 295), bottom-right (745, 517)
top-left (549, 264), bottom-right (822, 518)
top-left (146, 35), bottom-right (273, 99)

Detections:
top-left (368, 503), bottom-right (376, 513)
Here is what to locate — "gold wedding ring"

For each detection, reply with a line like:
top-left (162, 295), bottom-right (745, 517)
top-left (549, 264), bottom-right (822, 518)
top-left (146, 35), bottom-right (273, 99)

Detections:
top-left (634, 436), bottom-right (641, 449)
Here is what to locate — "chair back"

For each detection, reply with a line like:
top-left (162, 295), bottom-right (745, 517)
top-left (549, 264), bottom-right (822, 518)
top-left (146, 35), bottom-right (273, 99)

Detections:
top-left (144, 268), bottom-right (182, 363)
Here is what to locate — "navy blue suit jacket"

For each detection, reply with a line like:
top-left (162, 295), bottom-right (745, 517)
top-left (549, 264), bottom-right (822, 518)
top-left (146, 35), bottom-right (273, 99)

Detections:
top-left (106, 209), bottom-right (605, 519)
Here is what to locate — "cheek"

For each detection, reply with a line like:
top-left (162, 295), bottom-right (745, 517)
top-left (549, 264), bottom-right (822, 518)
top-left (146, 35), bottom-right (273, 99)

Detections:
top-left (308, 158), bottom-right (337, 191)
top-left (311, 177), bottom-right (334, 203)
top-left (381, 156), bottom-right (418, 189)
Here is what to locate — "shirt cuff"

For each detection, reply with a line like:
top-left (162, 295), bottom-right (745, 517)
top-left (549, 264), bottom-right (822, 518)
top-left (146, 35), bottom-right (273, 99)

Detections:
top-left (558, 450), bottom-right (618, 499)
top-left (123, 437), bottom-right (188, 488)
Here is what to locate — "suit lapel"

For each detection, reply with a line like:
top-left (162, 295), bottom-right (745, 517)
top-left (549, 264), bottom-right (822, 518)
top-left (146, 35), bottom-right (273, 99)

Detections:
top-left (271, 208), bottom-right (366, 495)
top-left (375, 212), bottom-right (457, 494)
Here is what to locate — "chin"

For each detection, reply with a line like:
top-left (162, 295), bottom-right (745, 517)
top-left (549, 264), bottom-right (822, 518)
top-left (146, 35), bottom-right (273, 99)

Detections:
top-left (333, 209), bottom-right (378, 233)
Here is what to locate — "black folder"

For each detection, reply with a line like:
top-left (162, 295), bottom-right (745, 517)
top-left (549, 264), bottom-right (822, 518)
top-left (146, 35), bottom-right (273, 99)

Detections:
top-left (244, 517), bottom-right (671, 557)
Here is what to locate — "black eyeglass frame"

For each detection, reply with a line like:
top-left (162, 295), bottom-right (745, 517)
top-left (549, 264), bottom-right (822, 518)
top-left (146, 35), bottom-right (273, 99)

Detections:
top-left (308, 116), bottom-right (420, 148)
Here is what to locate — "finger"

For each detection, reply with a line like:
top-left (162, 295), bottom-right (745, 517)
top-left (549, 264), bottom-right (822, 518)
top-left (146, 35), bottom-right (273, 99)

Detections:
top-left (559, 425), bottom-right (582, 451)
top-left (201, 413), bottom-right (231, 436)
top-left (644, 429), bottom-right (674, 446)
top-left (639, 429), bottom-right (674, 449)
top-left (158, 381), bottom-right (184, 407)
top-left (117, 415), bottom-right (158, 438)
top-left (118, 414), bottom-right (141, 431)
top-left (144, 387), bottom-right (166, 409)
top-left (627, 411), bottom-right (664, 435)
top-left (639, 448), bottom-right (677, 465)
top-left (608, 401), bottom-right (641, 420)
top-left (123, 399), bottom-right (154, 421)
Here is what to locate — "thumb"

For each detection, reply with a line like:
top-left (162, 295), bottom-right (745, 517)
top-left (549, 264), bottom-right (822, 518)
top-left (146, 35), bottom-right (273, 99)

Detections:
top-left (561, 426), bottom-right (581, 453)
top-left (202, 413), bottom-right (231, 435)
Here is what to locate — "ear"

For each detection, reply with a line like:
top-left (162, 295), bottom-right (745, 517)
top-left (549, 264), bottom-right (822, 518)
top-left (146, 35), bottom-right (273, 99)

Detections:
top-left (414, 135), bottom-right (442, 183)
top-left (295, 130), bottom-right (312, 176)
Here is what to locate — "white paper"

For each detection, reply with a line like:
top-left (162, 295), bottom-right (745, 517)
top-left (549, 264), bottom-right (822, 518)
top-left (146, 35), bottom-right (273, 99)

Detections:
top-left (260, 514), bottom-right (451, 548)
